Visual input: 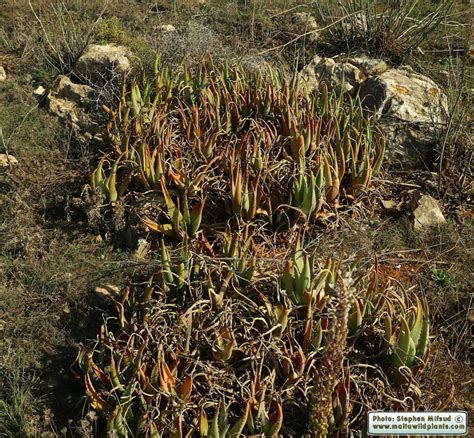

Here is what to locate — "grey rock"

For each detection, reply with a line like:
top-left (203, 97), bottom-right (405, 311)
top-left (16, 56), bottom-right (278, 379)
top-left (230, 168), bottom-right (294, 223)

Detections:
top-left (0, 154), bottom-right (18, 168)
top-left (361, 68), bottom-right (447, 123)
top-left (75, 44), bottom-right (132, 85)
top-left (47, 44), bottom-right (134, 141)
top-left (47, 75), bottom-right (100, 141)
top-left (300, 55), bottom-right (363, 94)
top-left (360, 68), bottom-right (448, 167)
top-left (410, 194), bottom-right (446, 230)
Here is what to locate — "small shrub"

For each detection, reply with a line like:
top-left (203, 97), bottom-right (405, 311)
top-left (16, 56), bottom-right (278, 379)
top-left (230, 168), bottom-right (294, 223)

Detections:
top-left (157, 22), bottom-right (228, 66)
top-left (429, 267), bottom-right (453, 287)
top-left (98, 17), bottom-right (129, 46)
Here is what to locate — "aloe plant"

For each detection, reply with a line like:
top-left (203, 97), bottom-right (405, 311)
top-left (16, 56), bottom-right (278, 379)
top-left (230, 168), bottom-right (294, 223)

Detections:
top-left (78, 55), bottom-right (404, 438)
top-left (92, 56), bottom-right (384, 230)
top-left (90, 153), bottom-right (130, 203)
top-left (222, 228), bottom-right (256, 285)
top-left (199, 401), bottom-right (250, 438)
top-left (143, 181), bottom-right (205, 239)
top-left (281, 237), bottom-right (338, 306)
top-left (383, 297), bottom-right (430, 368)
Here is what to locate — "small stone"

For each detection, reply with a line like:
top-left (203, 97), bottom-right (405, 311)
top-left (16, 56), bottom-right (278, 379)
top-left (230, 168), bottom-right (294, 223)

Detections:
top-left (94, 234), bottom-right (103, 243)
top-left (157, 24), bottom-right (177, 35)
top-left (381, 199), bottom-right (402, 212)
top-left (94, 284), bottom-right (121, 299)
top-left (0, 66), bottom-right (6, 82)
top-left (33, 85), bottom-right (46, 96)
top-left (132, 238), bottom-right (150, 260)
top-left (0, 154), bottom-right (18, 168)
top-left (292, 12), bottom-right (319, 42)
top-left (410, 194), bottom-right (446, 230)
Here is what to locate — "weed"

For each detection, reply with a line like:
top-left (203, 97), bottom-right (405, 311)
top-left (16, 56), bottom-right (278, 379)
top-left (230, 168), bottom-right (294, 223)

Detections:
top-left (98, 17), bottom-right (128, 46)
top-left (0, 355), bottom-right (41, 438)
top-left (429, 267), bottom-right (453, 287)
top-left (0, 1), bottom-right (104, 84)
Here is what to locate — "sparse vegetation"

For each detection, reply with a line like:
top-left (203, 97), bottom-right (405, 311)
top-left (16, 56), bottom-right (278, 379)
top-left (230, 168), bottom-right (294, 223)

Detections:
top-left (317, 0), bottom-right (456, 63)
top-left (0, 0), bottom-right (472, 437)
top-left (0, 360), bottom-right (40, 438)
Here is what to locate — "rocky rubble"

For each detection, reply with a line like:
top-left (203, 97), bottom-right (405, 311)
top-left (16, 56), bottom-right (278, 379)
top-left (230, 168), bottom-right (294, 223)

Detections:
top-left (410, 194), bottom-right (446, 230)
top-left (301, 55), bottom-right (447, 168)
top-left (46, 44), bottom-right (133, 143)
top-left (0, 153), bottom-right (18, 168)
top-left (48, 75), bottom-right (100, 142)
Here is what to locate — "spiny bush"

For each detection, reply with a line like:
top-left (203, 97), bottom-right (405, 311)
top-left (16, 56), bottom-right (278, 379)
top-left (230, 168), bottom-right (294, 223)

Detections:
top-left (75, 235), bottom-right (430, 436)
top-left (89, 57), bottom-right (384, 230)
